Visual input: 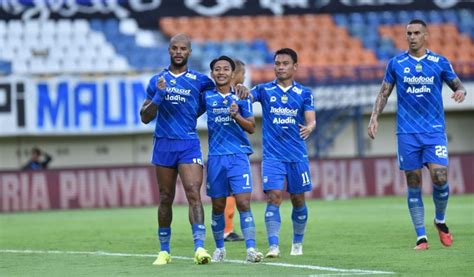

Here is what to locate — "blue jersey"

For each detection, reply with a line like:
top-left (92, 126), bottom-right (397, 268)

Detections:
top-left (202, 89), bottom-right (253, 156)
top-left (146, 67), bottom-right (215, 139)
top-left (251, 80), bottom-right (314, 162)
top-left (384, 50), bottom-right (457, 134)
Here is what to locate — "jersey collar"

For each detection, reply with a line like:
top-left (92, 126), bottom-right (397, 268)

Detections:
top-left (164, 66), bottom-right (189, 78)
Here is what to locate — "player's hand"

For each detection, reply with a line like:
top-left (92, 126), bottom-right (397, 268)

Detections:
top-left (235, 84), bottom-right (249, 99)
top-left (368, 117), bottom-right (378, 139)
top-left (157, 76), bottom-right (166, 90)
top-left (229, 101), bottom-right (239, 118)
top-left (299, 124), bottom-right (314, 140)
top-left (451, 90), bottom-right (466, 103)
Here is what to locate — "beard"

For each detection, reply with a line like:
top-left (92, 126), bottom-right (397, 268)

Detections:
top-left (171, 56), bottom-right (188, 67)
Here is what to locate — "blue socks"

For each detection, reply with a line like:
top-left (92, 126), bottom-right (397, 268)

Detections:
top-left (191, 224), bottom-right (206, 251)
top-left (240, 211), bottom-right (256, 249)
top-left (211, 213), bottom-right (225, 249)
top-left (292, 204), bottom-right (308, 243)
top-left (433, 183), bottom-right (449, 223)
top-left (158, 227), bottom-right (171, 253)
top-left (407, 187), bottom-right (426, 239)
top-left (265, 204), bottom-right (281, 246)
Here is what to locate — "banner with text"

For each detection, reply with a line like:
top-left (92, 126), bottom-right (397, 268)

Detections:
top-left (0, 75), bottom-right (211, 136)
top-left (1, 154), bottom-right (472, 212)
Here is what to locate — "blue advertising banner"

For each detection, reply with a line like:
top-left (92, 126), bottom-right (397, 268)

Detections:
top-left (0, 75), bottom-right (207, 136)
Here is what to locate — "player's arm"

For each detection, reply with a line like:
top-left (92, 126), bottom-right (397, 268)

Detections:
top-left (299, 110), bottom-right (316, 140)
top-left (140, 77), bottom-right (166, 124)
top-left (41, 152), bottom-right (52, 168)
top-left (230, 101), bottom-right (255, 134)
top-left (446, 77), bottom-right (467, 103)
top-left (368, 81), bottom-right (394, 139)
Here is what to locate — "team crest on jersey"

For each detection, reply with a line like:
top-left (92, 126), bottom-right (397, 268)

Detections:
top-left (404, 67), bottom-right (410, 73)
top-left (270, 96), bottom-right (277, 102)
top-left (281, 94), bottom-right (288, 103)
top-left (185, 72), bottom-right (196, 80)
top-left (415, 64), bottom-right (422, 72)
top-left (292, 86), bottom-right (302, 94)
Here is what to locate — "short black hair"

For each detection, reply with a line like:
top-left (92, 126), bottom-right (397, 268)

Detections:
top-left (274, 48), bottom-right (298, 63)
top-left (32, 147), bottom-right (41, 155)
top-left (210, 55), bottom-right (236, 71)
top-left (408, 19), bottom-right (427, 27)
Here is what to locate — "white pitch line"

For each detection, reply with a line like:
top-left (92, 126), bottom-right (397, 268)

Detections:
top-left (0, 249), bottom-right (394, 275)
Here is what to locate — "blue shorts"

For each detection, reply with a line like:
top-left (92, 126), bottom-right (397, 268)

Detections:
top-left (262, 159), bottom-right (312, 194)
top-left (152, 137), bottom-right (203, 168)
top-left (206, 154), bottom-right (252, 198)
top-left (397, 133), bottom-right (449, 170)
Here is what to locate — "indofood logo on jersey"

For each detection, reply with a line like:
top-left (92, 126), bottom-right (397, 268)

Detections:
top-left (403, 76), bottom-right (434, 94)
top-left (213, 107), bottom-right (233, 123)
top-left (270, 107), bottom-right (298, 125)
top-left (165, 87), bottom-right (191, 102)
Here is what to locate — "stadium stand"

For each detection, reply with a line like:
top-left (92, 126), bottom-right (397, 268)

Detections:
top-left (1, 9), bottom-right (472, 83)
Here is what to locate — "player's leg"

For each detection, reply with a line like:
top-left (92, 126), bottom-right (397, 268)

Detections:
top-left (405, 169), bottom-right (428, 250)
top-left (211, 197), bottom-right (227, 262)
top-left (398, 134), bottom-right (427, 250)
top-left (177, 140), bottom-right (210, 264)
top-left (151, 139), bottom-right (180, 265)
top-left (224, 196), bottom-right (243, 241)
top-left (262, 159), bottom-right (286, 258)
top-left (423, 133), bottom-right (451, 246)
top-left (206, 155), bottom-right (228, 262)
top-left (287, 162), bottom-right (312, 256)
top-left (229, 154), bottom-right (262, 262)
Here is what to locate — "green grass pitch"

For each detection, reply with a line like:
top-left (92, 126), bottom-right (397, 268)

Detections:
top-left (1, 195), bottom-right (473, 276)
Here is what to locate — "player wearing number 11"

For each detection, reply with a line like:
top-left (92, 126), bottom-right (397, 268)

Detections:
top-left (368, 19), bottom-right (467, 250)
top-left (250, 48), bottom-right (316, 258)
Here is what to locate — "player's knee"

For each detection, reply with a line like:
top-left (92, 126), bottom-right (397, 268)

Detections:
top-left (236, 199), bottom-right (251, 212)
top-left (432, 167), bottom-right (448, 186)
top-left (159, 193), bottom-right (174, 206)
top-left (405, 171), bottom-right (421, 187)
top-left (290, 195), bottom-right (305, 207)
top-left (266, 191), bottom-right (282, 206)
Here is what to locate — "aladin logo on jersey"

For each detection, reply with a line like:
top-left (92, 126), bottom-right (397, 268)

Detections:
top-left (214, 115), bottom-right (234, 123)
top-left (273, 117), bottom-right (296, 125)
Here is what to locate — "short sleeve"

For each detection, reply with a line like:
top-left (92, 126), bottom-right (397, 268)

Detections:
top-left (200, 75), bottom-right (215, 93)
top-left (250, 85), bottom-right (261, 102)
top-left (303, 88), bottom-right (315, 112)
top-left (239, 98), bottom-right (253, 118)
top-left (440, 57), bottom-right (458, 83)
top-left (383, 58), bottom-right (396, 85)
top-left (146, 76), bottom-right (158, 100)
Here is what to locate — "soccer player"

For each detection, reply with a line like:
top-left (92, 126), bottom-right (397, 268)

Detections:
top-left (368, 19), bottom-right (467, 250)
top-left (223, 59), bottom-right (246, 242)
top-left (202, 56), bottom-right (263, 263)
top-left (140, 34), bottom-right (215, 266)
top-left (250, 48), bottom-right (316, 257)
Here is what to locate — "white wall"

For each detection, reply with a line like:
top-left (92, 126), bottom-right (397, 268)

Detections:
top-left (1, 112), bottom-right (472, 170)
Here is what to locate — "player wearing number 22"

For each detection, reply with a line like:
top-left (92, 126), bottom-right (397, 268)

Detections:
top-left (250, 48), bottom-right (316, 258)
top-left (201, 56), bottom-right (263, 263)
top-left (368, 19), bottom-right (467, 250)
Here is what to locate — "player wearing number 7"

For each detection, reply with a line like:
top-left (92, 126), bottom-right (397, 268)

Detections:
top-left (250, 48), bottom-right (316, 258)
top-left (368, 19), bottom-right (467, 250)
top-left (201, 56), bottom-right (263, 263)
